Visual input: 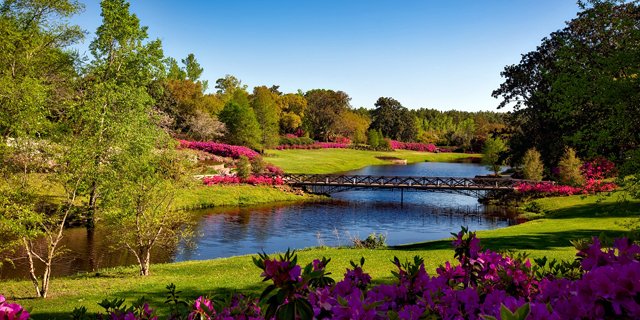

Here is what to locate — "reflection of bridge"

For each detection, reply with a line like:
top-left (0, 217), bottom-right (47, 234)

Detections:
top-left (262, 173), bottom-right (553, 198)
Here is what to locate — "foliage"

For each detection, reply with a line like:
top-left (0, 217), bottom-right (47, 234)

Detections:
top-left (304, 89), bottom-right (350, 141)
top-left (482, 138), bottom-right (505, 176)
top-left (388, 140), bottom-right (436, 153)
top-left (185, 110), bottom-right (226, 142)
top-left (202, 175), bottom-right (285, 186)
top-left (278, 136), bottom-right (315, 146)
top-left (236, 155), bottom-right (251, 180)
top-left (214, 74), bottom-right (248, 104)
top-left (177, 140), bottom-right (259, 160)
top-left (367, 129), bottom-right (379, 148)
top-left (166, 79), bottom-right (223, 118)
top-left (493, 1), bottom-right (640, 165)
top-left (218, 102), bottom-right (262, 150)
top-left (522, 148), bottom-right (544, 181)
top-left (581, 158), bottom-right (617, 180)
top-left (276, 93), bottom-right (307, 134)
top-left (558, 147), bottom-right (585, 187)
top-left (250, 155), bottom-right (265, 174)
top-left (251, 86), bottom-right (280, 149)
top-left (370, 97), bottom-right (417, 142)
top-left (349, 232), bottom-right (387, 249)
top-left (0, 294), bottom-right (30, 320)
top-left (515, 179), bottom-right (617, 197)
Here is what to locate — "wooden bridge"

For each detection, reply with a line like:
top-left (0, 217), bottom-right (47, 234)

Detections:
top-left (261, 173), bottom-right (552, 198)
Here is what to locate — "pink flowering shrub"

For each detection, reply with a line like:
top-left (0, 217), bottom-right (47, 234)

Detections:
top-left (581, 158), bottom-right (617, 180)
top-left (203, 175), bottom-right (284, 186)
top-left (387, 140), bottom-right (437, 152)
top-left (329, 136), bottom-right (351, 144)
top-left (0, 295), bottom-right (30, 320)
top-left (265, 164), bottom-right (284, 174)
top-left (438, 148), bottom-right (452, 153)
top-left (515, 179), bottom-right (617, 196)
top-left (176, 140), bottom-right (259, 160)
top-left (277, 143), bottom-right (349, 150)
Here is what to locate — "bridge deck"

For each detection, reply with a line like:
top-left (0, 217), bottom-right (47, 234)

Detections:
top-left (261, 173), bottom-right (550, 192)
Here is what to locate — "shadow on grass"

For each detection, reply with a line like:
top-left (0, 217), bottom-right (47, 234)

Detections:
top-left (541, 199), bottom-right (640, 219)
top-left (392, 228), bottom-right (631, 253)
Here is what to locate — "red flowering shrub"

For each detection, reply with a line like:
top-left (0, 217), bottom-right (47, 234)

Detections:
top-left (581, 158), bottom-right (617, 180)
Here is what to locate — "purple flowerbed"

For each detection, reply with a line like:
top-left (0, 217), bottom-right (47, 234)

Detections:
top-left (177, 140), bottom-right (259, 160)
top-left (41, 228), bottom-right (640, 319)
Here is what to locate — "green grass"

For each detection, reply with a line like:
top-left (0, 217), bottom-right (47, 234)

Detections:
top-left (173, 183), bottom-right (314, 209)
top-left (266, 148), bottom-right (475, 174)
top-left (3, 190), bottom-right (639, 319)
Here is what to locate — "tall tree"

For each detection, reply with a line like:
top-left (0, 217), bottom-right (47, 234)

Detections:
top-left (0, 0), bottom-right (85, 298)
top-left (219, 101), bottom-right (261, 150)
top-left (181, 53), bottom-right (207, 91)
top-left (305, 89), bottom-right (350, 141)
top-left (370, 97), bottom-right (417, 142)
top-left (215, 74), bottom-right (248, 103)
top-left (251, 86), bottom-right (279, 149)
top-left (493, 0), bottom-right (640, 166)
top-left (73, 0), bottom-right (165, 230)
top-left (165, 56), bottom-right (186, 80)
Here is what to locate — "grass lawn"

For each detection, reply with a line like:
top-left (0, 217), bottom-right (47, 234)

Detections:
top-left (266, 148), bottom-right (474, 174)
top-left (173, 183), bottom-right (314, 209)
top-left (3, 190), bottom-right (638, 319)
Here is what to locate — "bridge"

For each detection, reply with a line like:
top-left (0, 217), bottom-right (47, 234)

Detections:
top-left (261, 173), bottom-right (552, 198)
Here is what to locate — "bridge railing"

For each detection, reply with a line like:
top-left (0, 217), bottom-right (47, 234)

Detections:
top-left (260, 173), bottom-right (553, 190)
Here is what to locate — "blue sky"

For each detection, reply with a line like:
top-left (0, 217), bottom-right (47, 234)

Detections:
top-left (71, 1), bottom-right (580, 112)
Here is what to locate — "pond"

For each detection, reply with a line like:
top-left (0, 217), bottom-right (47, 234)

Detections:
top-left (0, 160), bottom-right (517, 280)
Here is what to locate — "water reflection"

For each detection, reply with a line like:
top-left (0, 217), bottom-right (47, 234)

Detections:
top-left (1, 160), bottom-right (518, 280)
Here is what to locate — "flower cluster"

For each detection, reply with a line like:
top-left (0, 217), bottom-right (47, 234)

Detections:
top-left (0, 295), bottom-right (30, 320)
top-left (387, 140), bottom-right (437, 153)
top-left (203, 175), bottom-right (284, 186)
top-left (265, 164), bottom-right (284, 174)
top-left (438, 148), bottom-right (452, 153)
top-left (329, 136), bottom-right (351, 144)
top-left (177, 140), bottom-right (259, 160)
top-left (187, 294), bottom-right (261, 320)
top-left (276, 143), bottom-right (350, 150)
top-left (515, 179), bottom-right (617, 196)
top-left (581, 158), bottom-right (617, 180)
top-left (283, 133), bottom-right (298, 138)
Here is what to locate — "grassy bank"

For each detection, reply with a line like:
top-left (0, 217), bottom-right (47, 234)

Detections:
top-left (266, 149), bottom-right (474, 174)
top-left (173, 183), bottom-right (313, 209)
top-left (3, 190), bottom-right (638, 319)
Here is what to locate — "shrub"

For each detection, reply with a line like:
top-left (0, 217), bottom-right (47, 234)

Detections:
top-left (250, 155), bottom-right (265, 174)
top-left (176, 140), bottom-right (259, 160)
top-left (378, 137), bottom-right (391, 150)
top-left (482, 137), bottom-right (506, 176)
top-left (367, 129), bottom-right (379, 148)
top-left (522, 148), bottom-right (544, 180)
top-left (350, 232), bottom-right (387, 249)
top-left (236, 155), bottom-right (251, 179)
top-left (298, 137), bottom-right (315, 145)
top-left (558, 147), bottom-right (584, 186)
top-left (581, 158), bottom-right (617, 180)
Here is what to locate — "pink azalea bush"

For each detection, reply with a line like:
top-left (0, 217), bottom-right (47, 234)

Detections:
top-left (581, 158), bottom-right (617, 180)
top-left (265, 164), bottom-right (284, 174)
top-left (0, 295), bottom-right (30, 320)
top-left (177, 140), bottom-right (259, 160)
top-left (515, 179), bottom-right (617, 196)
top-left (203, 175), bottom-right (284, 186)
top-left (329, 136), bottom-right (351, 144)
top-left (387, 140), bottom-right (437, 153)
top-left (276, 143), bottom-right (350, 150)
top-left (438, 148), bottom-right (452, 153)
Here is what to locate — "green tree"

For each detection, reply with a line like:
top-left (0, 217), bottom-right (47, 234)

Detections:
top-left (482, 138), bottom-right (506, 176)
top-left (251, 86), bottom-right (279, 149)
top-left (165, 57), bottom-right (186, 80)
top-left (215, 74), bottom-right (248, 103)
top-left (181, 53), bottom-right (207, 91)
top-left (370, 97), bottom-right (417, 142)
top-left (493, 1), bottom-right (640, 166)
top-left (558, 147), bottom-right (585, 186)
top-left (305, 89), bottom-right (350, 141)
top-left (367, 129), bottom-right (379, 148)
top-left (236, 155), bottom-right (251, 179)
top-left (522, 148), bottom-right (544, 181)
top-left (219, 102), bottom-right (261, 150)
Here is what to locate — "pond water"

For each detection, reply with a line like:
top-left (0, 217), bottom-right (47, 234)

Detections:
top-left (1, 160), bottom-right (517, 280)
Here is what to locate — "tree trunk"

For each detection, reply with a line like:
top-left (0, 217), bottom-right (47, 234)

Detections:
top-left (87, 185), bottom-right (98, 230)
top-left (22, 238), bottom-right (42, 297)
top-left (140, 249), bottom-right (151, 276)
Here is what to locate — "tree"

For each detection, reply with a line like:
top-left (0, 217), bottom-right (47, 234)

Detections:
top-left (482, 138), bottom-right (506, 176)
top-left (251, 86), bottom-right (279, 149)
top-left (186, 110), bottom-right (226, 141)
top-left (165, 57), bottom-right (186, 80)
top-left (370, 97), bottom-right (417, 142)
top-left (493, 1), bottom-right (640, 166)
top-left (558, 147), bottom-right (584, 186)
top-left (73, 0), bottom-right (165, 230)
top-left (215, 74), bottom-right (248, 103)
top-left (104, 147), bottom-right (195, 276)
top-left (522, 148), bottom-right (544, 181)
top-left (0, 0), bottom-right (85, 298)
top-left (181, 53), bottom-right (207, 91)
top-left (368, 129), bottom-right (379, 148)
top-left (305, 89), bottom-right (350, 141)
top-left (276, 93), bottom-right (307, 133)
top-left (219, 102), bottom-right (261, 150)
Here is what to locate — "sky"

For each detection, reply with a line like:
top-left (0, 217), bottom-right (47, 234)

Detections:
top-left (70, 0), bottom-right (581, 112)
